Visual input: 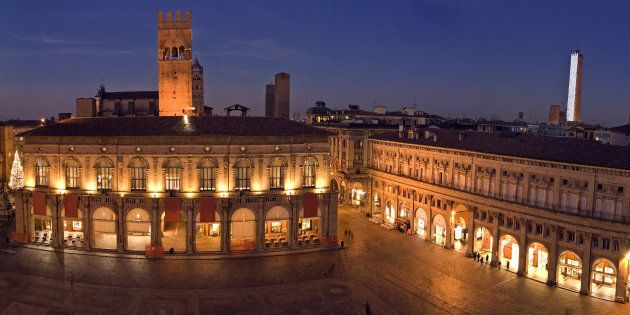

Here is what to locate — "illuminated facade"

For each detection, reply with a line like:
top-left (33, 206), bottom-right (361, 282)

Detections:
top-left (368, 127), bottom-right (630, 302)
top-left (566, 49), bottom-right (583, 122)
top-left (12, 116), bottom-right (338, 254)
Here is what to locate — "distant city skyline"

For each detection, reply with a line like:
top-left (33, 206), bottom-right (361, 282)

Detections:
top-left (1, 0), bottom-right (629, 125)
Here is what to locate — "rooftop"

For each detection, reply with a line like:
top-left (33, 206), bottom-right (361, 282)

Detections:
top-left (98, 91), bottom-right (158, 100)
top-left (371, 128), bottom-right (630, 170)
top-left (19, 116), bottom-right (331, 138)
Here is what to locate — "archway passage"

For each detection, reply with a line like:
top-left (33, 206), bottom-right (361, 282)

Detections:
top-left (590, 258), bottom-right (617, 301)
top-left (498, 235), bottom-right (519, 272)
top-left (91, 207), bottom-right (117, 250)
top-left (473, 227), bottom-right (493, 263)
top-left (195, 212), bottom-right (221, 252)
top-left (384, 200), bottom-right (396, 224)
top-left (161, 211), bottom-right (186, 253)
top-left (452, 216), bottom-right (467, 253)
top-left (62, 208), bottom-right (84, 248)
top-left (31, 206), bottom-right (53, 246)
top-left (526, 242), bottom-right (549, 282)
top-left (298, 207), bottom-right (322, 246)
top-left (126, 208), bottom-right (151, 251)
top-left (351, 182), bottom-right (366, 206)
top-left (231, 208), bottom-right (256, 251)
top-left (265, 206), bottom-right (290, 249)
top-left (415, 208), bottom-right (428, 239)
top-left (557, 251), bottom-right (582, 292)
top-left (433, 214), bottom-right (446, 246)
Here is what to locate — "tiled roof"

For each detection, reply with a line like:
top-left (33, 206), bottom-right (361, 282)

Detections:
top-left (19, 116), bottom-right (332, 138)
top-left (371, 128), bottom-right (630, 170)
top-left (100, 91), bottom-right (158, 99)
top-left (0, 120), bottom-right (47, 127)
top-left (609, 123), bottom-right (630, 133)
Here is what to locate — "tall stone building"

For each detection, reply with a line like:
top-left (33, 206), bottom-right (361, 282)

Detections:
top-left (157, 11), bottom-right (193, 116)
top-left (264, 72), bottom-right (290, 119)
top-left (566, 49), bottom-right (583, 122)
top-left (192, 56), bottom-right (204, 115)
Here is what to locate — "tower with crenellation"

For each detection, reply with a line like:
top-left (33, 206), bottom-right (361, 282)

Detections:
top-left (157, 10), bottom-right (193, 116)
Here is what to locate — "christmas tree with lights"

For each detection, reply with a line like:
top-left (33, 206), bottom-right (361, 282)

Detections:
top-left (8, 149), bottom-right (24, 190)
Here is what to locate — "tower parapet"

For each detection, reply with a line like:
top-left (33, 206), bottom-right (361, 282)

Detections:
top-left (157, 10), bottom-right (191, 29)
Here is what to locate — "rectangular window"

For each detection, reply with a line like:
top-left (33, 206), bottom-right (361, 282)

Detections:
top-left (199, 167), bottom-right (216, 191)
top-left (354, 141), bottom-right (363, 161)
top-left (96, 167), bottom-right (113, 190)
top-left (567, 231), bottom-right (575, 243)
top-left (130, 167), bottom-right (146, 191)
top-left (269, 166), bottom-right (284, 189)
top-left (303, 163), bottom-right (316, 187)
top-left (602, 238), bottom-right (610, 250)
top-left (35, 165), bottom-right (50, 187)
top-left (235, 166), bottom-right (251, 191)
top-left (164, 167), bottom-right (181, 191)
top-left (65, 166), bottom-right (79, 188)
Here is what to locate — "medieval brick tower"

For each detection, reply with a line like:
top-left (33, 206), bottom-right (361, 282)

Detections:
top-left (192, 56), bottom-right (204, 114)
top-left (157, 11), bottom-right (193, 116)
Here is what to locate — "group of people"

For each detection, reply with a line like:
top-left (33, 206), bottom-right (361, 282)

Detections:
top-left (472, 251), bottom-right (511, 271)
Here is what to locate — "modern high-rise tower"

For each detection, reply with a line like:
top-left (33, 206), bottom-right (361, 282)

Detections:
top-left (192, 56), bottom-right (204, 115)
top-left (264, 73), bottom-right (290, 119)
top-left (157, 11), bottom-right (193, 116)
top-left (566, 49), bottom-right (583, 122)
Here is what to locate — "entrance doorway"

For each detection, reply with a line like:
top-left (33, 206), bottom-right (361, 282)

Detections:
top-left (498, 235), bottom-right (519, 272)
top-left (126, 208), bottom-right (151, 251)
top-left (230, 208), bottom-right (256, 251)
top-left (526, 242), bottom-right (549, 282)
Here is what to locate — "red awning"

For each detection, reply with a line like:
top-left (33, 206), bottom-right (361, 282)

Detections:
top-left (199, 197), bottom-right (216, 222)
top-left (63, 194), bottom-right (79, 218)
top-left (32, 191), bottom-right (46, 216)
top-left (164, 197), bottom-right (181, 222)
top-left (303, 193), bottom-right (318, 218)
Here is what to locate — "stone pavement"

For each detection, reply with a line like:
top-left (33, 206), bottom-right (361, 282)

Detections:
top-left (0, 206), bottom-right (628, 314)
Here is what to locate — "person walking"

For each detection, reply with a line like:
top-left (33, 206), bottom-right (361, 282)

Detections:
top-left (485, 254), bottom-right (489, 264)
top-left (480, 257), bottom-right (484, 266)
top-left (506, 260), bottom-right (510, 271)
top-left (498, 261), bottom-right (502, 270)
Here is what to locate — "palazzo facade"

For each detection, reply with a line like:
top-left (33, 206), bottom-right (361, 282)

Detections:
top-left (12, 116), bottom-right (338, 255)
top-left (367, 127), bottom-right (630, 302)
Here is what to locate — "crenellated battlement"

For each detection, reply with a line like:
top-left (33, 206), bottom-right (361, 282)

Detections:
top-left (157, 10), bottom-right (191, 29)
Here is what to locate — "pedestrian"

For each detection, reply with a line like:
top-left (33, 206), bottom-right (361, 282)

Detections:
top-left (506, 261), bottom-right (510, 271)
top-left (339, 240), bottom-right (344, 249)
top-left (168, 247), bottom-right (174, 254)
top-left (485, 254), bottom-right (489, 264)
top-left (480, 257), bottom-right (484, 265)
top-left (498, 261), bottom-right (502, 270)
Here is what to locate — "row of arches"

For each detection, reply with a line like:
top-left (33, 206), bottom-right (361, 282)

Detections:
top-left (162, 46), bottom-right (187, 60)
top-left (30, 205), bottom-right (323, 253)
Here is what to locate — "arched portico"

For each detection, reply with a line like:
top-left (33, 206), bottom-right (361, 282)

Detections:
top-left (384, 200), bottom-right (396, 224)
top-left (61, 208), bottom-right (84, 248)
top-left (351, 182), bottom-right (366, 206)
top-left (433, 214), bottom-right (447, 246)
top-left (526, 242), bottom-right (549, 282)
top-left (195, 211), bottom-right (221, 252)
top-left (298, 207), bottom-right (322, 246)
top-left (590, 258), bottom-right (617, 301)
top-left (161, 210), bottom-right (186, 253)
top-left (91, 207), bottom-right (117, 250)
top-left (415, 208), bottom-right (428, 239)
top-left (231, 208), bottom-right (256, 251)
top-left (557, 250), bottom-right (582, 292)
top-left (264, 206), bottom-right (290, 249)
top-left (473, 226), bottom-right (493, 263)
top-left (31, 205), bottom-right (53, 246)
top-left (498, 234), bottom-right (519, 272)
top-left (125, 208), bottom-right (151, 251)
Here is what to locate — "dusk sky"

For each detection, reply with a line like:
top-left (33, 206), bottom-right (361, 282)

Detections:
top-left (1, 0), bottom-right (629, 125)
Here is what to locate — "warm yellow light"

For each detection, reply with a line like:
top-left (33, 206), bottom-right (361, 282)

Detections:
top-left (626, 251), bottom-right (630, 260)
top-left (451, 211), bottom-right (455, 216)
top-left (220, 192), bottom-right (228, 198)
top-left (86, 182), bottom-right (97, 191)
top-left (186, 192), bottom-right (194, 198)
top-left (119, 193), bottom-right (125, 198)
top-left (217, 182), bottom-right (228, 192)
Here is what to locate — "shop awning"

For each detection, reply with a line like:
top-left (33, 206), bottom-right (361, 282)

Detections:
top-left (199, 197), bottom-right (216, 222)
top-left (63, 194), bottom-right (78, 218)
top-left (164, 197), bottom-right (181, 222)
top-left (32, 191), bottom-right (46, 216)
top-left (303, 193), bottom-right (318, 218)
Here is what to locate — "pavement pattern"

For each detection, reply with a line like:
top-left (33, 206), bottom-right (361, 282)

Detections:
top-left (0, 206), bottom-right (628, 314)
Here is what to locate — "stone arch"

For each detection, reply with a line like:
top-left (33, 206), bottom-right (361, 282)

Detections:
top-left (264, 206), bottom-right (291, 248)
top-left (384, 199), bottom-right (395, 223)
top-left (414, 207), bottom-right (428, 239)
top-left (91, 206), bottom-right (117, 250)
top-left (194, 210), bottom-right (221, 252)
top-left (432, 213), bottom-right (447, 246)
top-left (125, 208), bottom-right (151, 251)
top-left (557, 250), bottom-right (583, 292)
top-left (127, 157), bottom-right (148, 169)
top-left (162, 157), bottom-right (183, 169)
top-left (63, 156), bottom-right (82, 168)
top-left (498, 234), bottom-right (520, 272)
top-left (196, 157), bottom-right (219, 168)
top-left (526, 241), bottom-right (549, 282)
top-left (590, 257), bottom-right (617, 301)
top-left (231, 207), bottom-right (257, 251)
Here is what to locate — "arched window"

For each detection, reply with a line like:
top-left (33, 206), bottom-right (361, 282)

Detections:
top-left (179, 46), bottom-right (186, 59)
top-left (65, 159), bottom-right (80, 188)
top-left (129, 159), bottom-right (147, 191)
top-left (303, 158), bottom-right (317, 188)
top-left (35, 159), bottom-right (50, 187)
top-left (171, 47), bottom-right (178, 58)
top-left (269, 158), bottom-right (285, 189)
top-left (234, 159), bottom-right (251, 191)
top-left (163, 48), bottom-right (170, 60)
top-left (95, 159), bottom-right (114, 190)
top-left (198, 159), bottom-right (217, 191)
top-left (164, 159), bottom-right (182, 191)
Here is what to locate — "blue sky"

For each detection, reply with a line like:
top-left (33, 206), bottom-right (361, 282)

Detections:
top-left (1, 0), bottom-right (629, 125)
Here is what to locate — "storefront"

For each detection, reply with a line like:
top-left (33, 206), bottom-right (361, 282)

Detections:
top-left (265, 206), bottom-right (290, 249)
top-left (31, 192), bottom-right (52, 246)
top-left (91, 207), bottom-right (117, 250)
top-left (415, 208), bottom-right (427, 239)
top-left (591, 258), bottom-right (617, 301)
top-left (557, 251), bottom-right (582, 291)
top-left (126, 208), bottom-right (151, 251)
top-left (195, 212), bottom-right (221, 252)
top-left (230, 208), bottom-right (256, 251)
top-left (527, 242), bottom-right (549, 282)
top-left (61, 208), bottom-right (84, 248)
top-left (298, 207), bottom-right (322, 246)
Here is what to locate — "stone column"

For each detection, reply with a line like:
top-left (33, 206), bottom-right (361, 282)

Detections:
top-left (117, 199), bottom-right (124, 253)
top-left (52, 195), bottom-right (61, 248)
top-left (466, 209), bottom-right (475, 256)
top-left (221, 207), bottom-right (230, 254)
top-left (517, 218), bottom-right (527, 276)
top-left (426, 204), bottom-right (434, 243)
top-left (580, 232), bottom-right (592, 295)
top-left (490, 222), bottom-right (500, 266)
top-left (547, 225), bottom-right (559, 285)
top-left (290, 206), bottom-right (298, 250)
top-left (156, 199), bottom-right (163, 248)
top-left (83, 202), bottom-right (91, 250)
top-left (257, 205), bottom-right (265, 251)
top-left (444, 219), bottom-right (452, 248)
top-left (186, 202), bottom-right (193, 254)
top-left (615, 253), bottom-right (629, 303)
top-left (151, 199), bottom-right (159, 249)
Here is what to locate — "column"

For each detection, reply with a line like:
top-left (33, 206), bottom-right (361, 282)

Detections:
top-left (117, 200), bottom-right (124, 253)
top-left (547, 225), bottom-right (559, 285)
top-left (186, 202), bottom-right (193, 254)
top-left (290, 208), bottom-right (298, 250)
top-left (257, 206), bottom-right (264, 251)
top-left (444, 219), bottom-right (452, 248)
top-left (221, 207), bottom-right (230, 254)
top-left (83, 203), bottom-right (91, 250)
top-left (426, 205), bottom-right (433, 243)
top-left (517, 218), bottom-right (527, 276)
top-left (52, 195), bottom-right (61, 248)
top-left (615, 254), bottom-right (629, 303)
top-left (151, 199), bottom-right (159, 249)
top-left (156, 199), bottom-right (163, 248)
top-left (466, 209), bottom-right (475, 256)
top-left (490, 222), bottom-right (500, 266)
top-left (580, 232), bottom-right (592, 295)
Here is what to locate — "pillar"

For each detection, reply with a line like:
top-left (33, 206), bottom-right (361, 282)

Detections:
top-left (151, 198), bottom-right (159, 249)
top-left (466, 210), bottom-right (475, 256)
top-left (221, 207), bottom-right (230, 254)
top-left (52, 195), bottom-right (61, 248)
top-left (257, 205), bottom-right (264, 251)
top-left (445, 220), bottom-right (452, 248)
top-left (117, 199), bottom-right (124, 253)
top-left (290, 208), bottom-right (298, 250)
top-left (490, 224), bottom-right (500, 266)
top-left (83, 202), bottom-right (91, 250)
top-left (517, 218), bottom-right (527, 276)
top-left (186, 202), bottom-right (193, 254)
top-left (580, 232), bottom-right (592, 295)
top-left (427, 206), bottom-right (434, 243)
top-left (615, 254), bottom-right (629, 303)
top-left (547, 225), bottom-right (559, 285)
